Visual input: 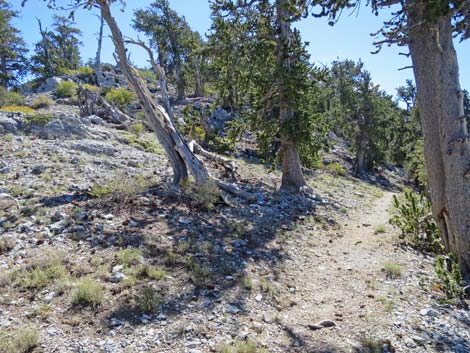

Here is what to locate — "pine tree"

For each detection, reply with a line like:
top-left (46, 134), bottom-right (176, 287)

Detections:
top-left (0, 0), bottom-right (28, 88)
top-left (133, 0), bottom-right (203, 101)
top-left (209, 0), bottom-right (328, 190)
top-left (31, 14), bottom-right (82, 78)
top-left (314, 0), bottom-right (470, 274)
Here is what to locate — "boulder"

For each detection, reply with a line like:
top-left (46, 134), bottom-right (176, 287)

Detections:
top-left (0, 112), bottom-right (22, 134)
top-left (36, 77), bottom-right (62, 93)
top-left (30, 113), bottom-right (89, 139)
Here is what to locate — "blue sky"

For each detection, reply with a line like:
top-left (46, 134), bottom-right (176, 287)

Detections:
top-left (14, 0), bottom-right (470, 98)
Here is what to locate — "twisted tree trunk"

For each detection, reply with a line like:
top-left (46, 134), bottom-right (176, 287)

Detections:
top-left (407, 2), bottom-right (470, 274)
top-left (98, 0), bottom-right (208, 185)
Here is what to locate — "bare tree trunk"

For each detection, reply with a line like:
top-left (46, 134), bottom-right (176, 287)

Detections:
top-left (95, 13), bottom-right (104, 70)
top-left (176, 64), bottom-right (185, 102)
top-left (354, 115), bottom-right (369, 178)
top-left (276, 0), bottom-right (307, 192)
top-left (1, 57), bottom-right (7, 88)
top-left (37, 18), bottom-right (52, 77)
top-left (407, 2), bottom-right (470, 274)
top-left (98, 0), bottom-right (208, 185)
top-left (124, 39), bottom-right (174, 122)
top-left (194, 72), bottom-right (204, 98)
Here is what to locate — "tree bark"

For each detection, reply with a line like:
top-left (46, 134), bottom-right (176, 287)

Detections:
top-left (276, 0), bottom-right (307, 191)
top-left (95, 13), bottom-right (104, 70)
top-left (124, 39), bottom-right (174, 122)
top-left (407, 2), bottom-right (470, 274)
top-left (194, 72), bottom-right (204, 98)
top-left (353, 115), bottom-right (369, 178)
top-left (98, 0), bottom-right (209, 185)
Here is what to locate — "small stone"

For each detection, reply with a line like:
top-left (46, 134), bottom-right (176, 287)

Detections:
top-left (263, 312), bottom-right (274, 323)
top-left (103, 213), bottom-right (114, 220)
top-left (226, 304), bottom-right (241, 314)
top-left (179, 217), bottom-right (191, 225)
top-left (307, 320), bottom-right (337, 330)
top-left (405, 337), bottom-right (417, 348)
top-left (185, 339), bottom-right (201, 348)
top-left (420, 308), bottom-right (439, 317)
top-left (255, 294), bottom-right (263, 302)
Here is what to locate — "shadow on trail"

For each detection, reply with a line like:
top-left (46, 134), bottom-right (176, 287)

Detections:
top-left (64, 180), bottom-right (320, 340)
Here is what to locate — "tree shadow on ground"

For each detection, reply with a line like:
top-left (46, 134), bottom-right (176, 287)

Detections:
top-left (63, 179), bottom-right (322, 340)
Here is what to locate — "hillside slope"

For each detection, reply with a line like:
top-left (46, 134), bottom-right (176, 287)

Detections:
top-left (0, 101), bottom-right (469, 353)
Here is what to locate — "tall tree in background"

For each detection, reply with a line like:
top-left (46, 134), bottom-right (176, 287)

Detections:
top-left (31, 14), bottom-right (82, 78)
top-left (134, 0), bottom-right (202, 101)
top-left (326, 59), bottom-right (401, 177)
top-left (314, 0), bottom-right (470, 274)
top-left (210, 0), bottom-right (328, 191)
top-left (94, 13), bottom-right (104, 70)
top-left (0, 0), bottom-right (28, 88)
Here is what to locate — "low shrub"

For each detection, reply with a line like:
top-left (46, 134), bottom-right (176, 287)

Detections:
top-left (71, 278), bottom-right (104, 306)
top-left (389, 189), bottom-right (443, 253)
top-left (77, 66), bottom-right (94, 76)
top-left (105, 87), bottom-right (134, 109)
top-left (182, 179), bottom-right (220, 211)
top-left (433, 253), bottom-right (465, 301)
top-left (136, 287), bottom-right (161, 313)
top-left (324, 162), bottom-right (347, 176)
top-left (119, 131), bottom-right (163, 154)
top-left (382, 262), bottom-right (403, 279)
top-left (0, 327), bottom-right (38, 353)
top-left (24, 113), bottom-right (55, 127)
top-left (217, 340), bottom-right (266, 353)
top-left (31, 95), bottom-right (54, 109)
top-left (56, 81), bottom-right (78, 98)
top-left (116, 249), bottom-right (142, 267)
top-left (0, 105), bottom-right (35, 114)
top-left (15, 265), bottom-right (66, 289)
top-left (129, 122), bottom-right (145, 136)
top-left (0, 88), bottom-right (24, 106)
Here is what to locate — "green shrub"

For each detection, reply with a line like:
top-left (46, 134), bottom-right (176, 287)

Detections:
top-left (116, 249), bottom-right (142, 267)
top-left (31, 95), bottom-right (54, 109)
top-left (80, 83), bottom-right (98, 91)
top-left (217, 340), bottom-right (266, 353)
top-left (119, 131), bottom-right (163, 154)
top-left (382, 262), bottom-right (404, 279)
top-left (129, 122), bottom-right (145, 136)
top-left (0, 327), bottom-right (38, 353)
top-left (324, 162), bottom-right (347, 176)
top-left (389, 189), bottom-right (443, 253)
top-left (24, 113), bottom-right (55, 126)
top-left (0, 88), bottom-right (24, 107)
top-left (136, 287), bottom-right (161, 313)
top-left (137, 68), bottom-right (157, 81)
top-left (15, 263), bottom-right (66, 290)
top-left (0, 237), bottom-right (14, 254)
top-left (89, 173), bottom-right (152, 207)
top-left (56, 81), bottom-right (78, 98)
top-left (105, 88), bottom-right (134, 109)
top-left (433, 253), bottom-right (464, 301)
top-left (182, 179), bottom-right (220, 210)
top-left (71, 278), bottom-right (104, 306)
top-left (77, 66), bottom-right (94, 76)
top-left (0, 105), bottom-right (35, 114)
top-left (373, 224), bottom-right (386, 234)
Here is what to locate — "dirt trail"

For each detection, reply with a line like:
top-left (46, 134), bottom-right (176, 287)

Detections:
top-left (277, 191), bottom-right (406, 351)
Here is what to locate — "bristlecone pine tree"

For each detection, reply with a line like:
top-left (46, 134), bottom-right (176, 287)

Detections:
top-left (210, 0), bottom-right (328, 191)
top-left (31, 14), bottom-right (82, 78)
top-left (314, 0), bottom-right (470, 274)
top-left (0, 0), bottom-right (28, 88)
top-left (133, 0), bottom-right (204, 101)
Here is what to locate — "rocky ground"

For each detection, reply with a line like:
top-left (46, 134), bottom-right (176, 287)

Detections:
top-left (0, 98), bottom-right (469, 353)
